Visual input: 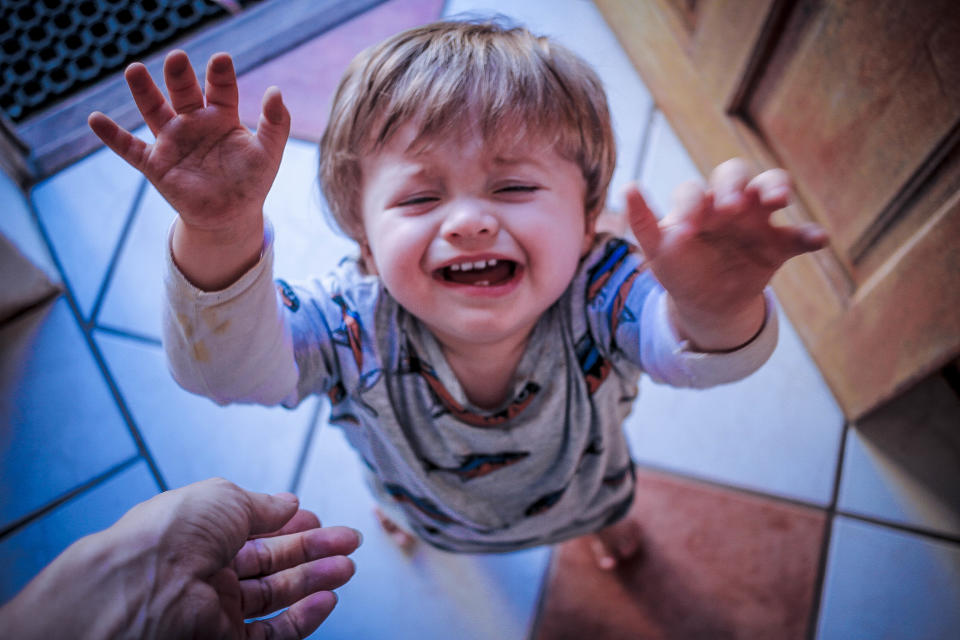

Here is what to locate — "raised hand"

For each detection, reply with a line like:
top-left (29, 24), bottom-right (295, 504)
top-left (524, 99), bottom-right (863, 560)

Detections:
top-left (88, 50), bottom-right (290, 290)
top-left (627, 158), bottom-right (827, 351)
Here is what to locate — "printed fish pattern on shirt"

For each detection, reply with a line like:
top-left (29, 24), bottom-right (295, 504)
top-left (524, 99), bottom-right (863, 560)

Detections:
top-left (398, 336), bottom-right (541, 427)
top-left (423, 451), bottom-right (531, 481)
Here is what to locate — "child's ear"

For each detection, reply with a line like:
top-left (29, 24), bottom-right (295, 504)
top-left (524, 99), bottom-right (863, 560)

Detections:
top-left (581, 210), bottom-right (598, 255)
top-left (360, 240), bottom-right (379, 276)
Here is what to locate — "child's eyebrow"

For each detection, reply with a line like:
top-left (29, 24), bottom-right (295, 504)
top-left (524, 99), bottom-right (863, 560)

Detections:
top-left (490, 155), bottom-right (547, 170)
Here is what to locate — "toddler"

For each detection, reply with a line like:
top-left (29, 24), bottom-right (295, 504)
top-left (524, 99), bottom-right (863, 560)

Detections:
top-left (89, 20), bottom-right (826, 568)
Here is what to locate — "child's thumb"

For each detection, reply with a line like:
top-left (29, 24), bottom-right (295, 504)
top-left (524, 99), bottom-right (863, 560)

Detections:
top-left (625, 184), bottom-right (661, 260)
top-left (257, 86), bottom-right (291, 155)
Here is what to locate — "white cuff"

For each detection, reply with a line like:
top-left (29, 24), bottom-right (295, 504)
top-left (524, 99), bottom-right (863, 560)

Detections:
top-left (640, 287), bottom-right (779, 388)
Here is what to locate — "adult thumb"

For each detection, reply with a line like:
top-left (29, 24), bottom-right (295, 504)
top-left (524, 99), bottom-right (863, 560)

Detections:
top-left (244, 488), bottom-right (300, 536)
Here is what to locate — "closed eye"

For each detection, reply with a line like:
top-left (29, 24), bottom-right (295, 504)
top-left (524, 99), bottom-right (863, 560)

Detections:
top-left (496, 185), bottom-right (539, 194)
top-left (397, 195), bottom-right (440, 206)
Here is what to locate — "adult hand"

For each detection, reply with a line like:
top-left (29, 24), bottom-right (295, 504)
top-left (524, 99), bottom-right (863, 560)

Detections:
top-left (626, 158), bottom-right (827, 351)
top-left (0, 478), bottom-right (361, 640)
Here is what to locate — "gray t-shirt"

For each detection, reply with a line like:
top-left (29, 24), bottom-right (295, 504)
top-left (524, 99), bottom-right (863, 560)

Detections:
top-left (164, 229), bottom-right (778, 552)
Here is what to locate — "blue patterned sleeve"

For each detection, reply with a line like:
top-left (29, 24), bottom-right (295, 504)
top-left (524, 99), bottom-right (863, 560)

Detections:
top-left (581, 235), bottom-right (779, 388)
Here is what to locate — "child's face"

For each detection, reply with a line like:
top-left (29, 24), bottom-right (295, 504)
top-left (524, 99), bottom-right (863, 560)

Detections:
top-left (360, 121), bottom-right (590, 352)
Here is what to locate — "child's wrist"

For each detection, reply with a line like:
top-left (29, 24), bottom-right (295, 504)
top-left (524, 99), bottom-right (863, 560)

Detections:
top-left (171, 216), bottom-right (265, 291)
top-left (667, 294), bottom-right (767, 353)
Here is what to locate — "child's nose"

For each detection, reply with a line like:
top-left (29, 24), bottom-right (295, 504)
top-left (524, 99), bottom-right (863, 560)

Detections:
top-left (441, 201), bottom-right (499, 242)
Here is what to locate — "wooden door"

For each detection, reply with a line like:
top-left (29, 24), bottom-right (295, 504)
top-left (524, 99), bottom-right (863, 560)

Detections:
top-left (595, 0), bottom-right (960, 419)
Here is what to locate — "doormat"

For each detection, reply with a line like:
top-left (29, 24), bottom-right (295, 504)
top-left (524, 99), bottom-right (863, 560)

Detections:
top-left (1, 0), bottom-right (263, 123)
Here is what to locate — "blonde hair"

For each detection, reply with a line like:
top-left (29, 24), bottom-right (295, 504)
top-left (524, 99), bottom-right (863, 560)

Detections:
top-left (318, 19), bottom-right (616, 243)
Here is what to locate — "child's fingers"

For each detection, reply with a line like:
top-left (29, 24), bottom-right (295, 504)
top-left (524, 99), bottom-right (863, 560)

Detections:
top-left (256, 86), bottom-right (291, 159)
top-left (163, 49), bottom-right (205, 114)
top-left (88, 111), bottom-right (149, 172)
top-left (667, 179), bottom-right (710, 228)
top-left (124, 62), bottom-right (175, 135)
top-left (773, 222), bottom-right (829, 259)
top-left (747, 167), bottom-right (792, 209)
top-left (624, 183), bottom-right (662, 260)
top-left (204, 52), bottom-right (239, 114)
top-left (709, 157), bottom-right (752, 215)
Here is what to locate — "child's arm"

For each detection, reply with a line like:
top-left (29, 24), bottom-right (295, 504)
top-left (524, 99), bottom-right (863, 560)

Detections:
top-left (88, 50), bottom-right (290, 291)
top-left (626, 158), bottom-right (827, 352)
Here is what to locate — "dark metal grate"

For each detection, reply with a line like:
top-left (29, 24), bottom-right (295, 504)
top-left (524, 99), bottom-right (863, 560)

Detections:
top-left (0, 0), bottom-right (261, 123)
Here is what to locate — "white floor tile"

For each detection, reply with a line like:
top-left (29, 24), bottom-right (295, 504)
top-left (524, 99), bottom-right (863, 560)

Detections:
top-left (95, 331), bottom-right (317, 494)
top-left (298, 406), bottom-right (550, 640)
top-left (638, 110), bottom-right (704, 219)
top-left (264, 138), bottom-right (360, 282)
top-left (839, 375), bottom-right (960, 538)
top-left (29, 146), bottom-right (144, 319)
top-left (816, 516), bottom-right (960, 640)
top-left (0, 461), bottom-right (158, 604)
top-left (625, 304), bottom-right (845, 505)
top-left (0, 298), bottom-right (137, 529)
top-left (442, 0), bottom-right (653, 211)
top-left (95, 184), bottom-right (173, 338)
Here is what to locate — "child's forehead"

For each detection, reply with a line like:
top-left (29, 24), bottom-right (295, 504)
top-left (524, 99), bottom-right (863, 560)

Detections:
top-left (376, 117), bottom-right (559, 166)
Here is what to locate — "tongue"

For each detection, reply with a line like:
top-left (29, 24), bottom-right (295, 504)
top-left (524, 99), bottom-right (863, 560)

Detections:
top-left (446, 262), bottom-right (513, 285)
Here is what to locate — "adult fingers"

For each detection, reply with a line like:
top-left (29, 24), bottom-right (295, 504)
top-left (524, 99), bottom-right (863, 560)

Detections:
top-left (163, 49), bottom-right (205, 114)
top-left (234, 526), bottom-right (362, 579)
top-left (249, 508), bottom-right (322, 540)
top-left (241, 488), bottom-right (300, 537)
top-left (624, 183), bottom-right (662, 260)
top-left (204, 52), bottom-right (239, 115)
top-left (256, 86), bottom-right (291, 160)
top-left (88, 112), bottom-right (149, 172)
top-left (124, 61), bottom-right (175, 134)
top-left (245, 591), bottom-right (338, 640)
top-left (709, 157), bottom-right (752, 215)
top-left (240, 554), bottom-right (356, 618)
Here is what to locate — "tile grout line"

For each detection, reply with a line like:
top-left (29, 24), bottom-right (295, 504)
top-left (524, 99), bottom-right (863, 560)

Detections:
top-left (632, 102), bottom-right (659, 186)
top-left (632, 455), bottom-right (960, 545)
top-left (87, 176), bottom-right (149, 328)
top-left (525, 546), bottom-right (558, 640)
top-left (804, 419), bottom-right (850, 640)
top-left (82, 315), bottom-right (169, 492)
top-left (633, 458), bottom-right (829, 513)
top-left (834, 509), bottom-right (960, 546)
top-left (0, 456), bottom-right (142, 540)
top-left (288, 400), bottom-right (325, 494)
top-left (27, 188), bottom-right (169, 494)
top-left (95, 324), bottom-right (163, 347)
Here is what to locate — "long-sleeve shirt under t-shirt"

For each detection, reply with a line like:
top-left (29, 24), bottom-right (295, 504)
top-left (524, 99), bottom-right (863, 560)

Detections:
top-left (163, 228), bottom-right (777, 552)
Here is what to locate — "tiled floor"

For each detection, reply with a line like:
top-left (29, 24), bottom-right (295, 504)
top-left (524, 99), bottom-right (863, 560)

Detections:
top-left (2, 1), bottom-right (959, 638)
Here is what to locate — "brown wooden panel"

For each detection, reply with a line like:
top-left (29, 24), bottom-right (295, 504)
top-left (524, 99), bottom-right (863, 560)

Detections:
top-left (815, 195), bottom-right (960, 416)
top-left (594, 0), bottom-right (960, 419)
top-left (687, 0), bottom-right (778, 109)
top-left (745, 0), bottom-right (960, 269)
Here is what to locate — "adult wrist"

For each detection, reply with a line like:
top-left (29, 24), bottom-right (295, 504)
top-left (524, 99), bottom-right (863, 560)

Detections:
top-left (0, 530), bottom-right (151, 640)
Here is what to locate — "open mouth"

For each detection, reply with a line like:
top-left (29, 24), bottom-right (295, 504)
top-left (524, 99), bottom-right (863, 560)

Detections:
top-left (435, 258), bottom-right (518, 286)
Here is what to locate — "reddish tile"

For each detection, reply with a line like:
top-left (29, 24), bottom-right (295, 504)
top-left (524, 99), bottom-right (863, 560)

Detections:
top-left (237, 0), bottom-right (445, 141)
top-left (534, 468), bottom-right (826, 640)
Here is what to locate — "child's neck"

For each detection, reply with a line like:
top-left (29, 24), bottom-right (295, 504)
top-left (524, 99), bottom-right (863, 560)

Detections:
top-left (439, 332), bottom-right (530, 411)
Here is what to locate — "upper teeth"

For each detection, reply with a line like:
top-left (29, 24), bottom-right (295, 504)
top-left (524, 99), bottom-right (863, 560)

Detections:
top-left (449, 259), bottom-right (498, 271)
